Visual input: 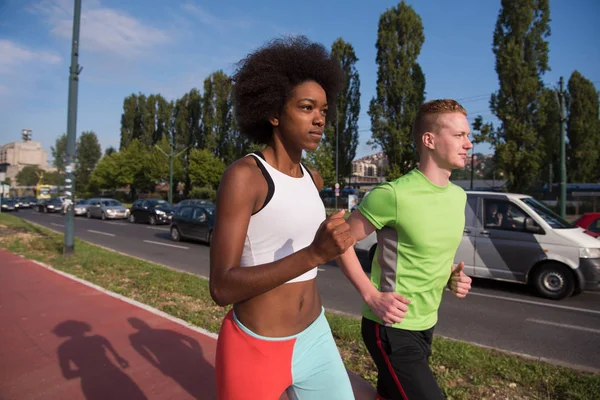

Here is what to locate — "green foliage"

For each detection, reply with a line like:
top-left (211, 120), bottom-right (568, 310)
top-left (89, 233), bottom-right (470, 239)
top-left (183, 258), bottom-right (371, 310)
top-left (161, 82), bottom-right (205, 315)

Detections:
top-left (188, 149), bottom-right (226, 190)
top-left (369, 1), bottom-right (426, 179)
top-left (326, 38), bottom-right (361, 184)
top-left (89, 152), bottom-right (128, 192)
top-left (188, 186), bottom-right (216, 202)
top-left (51, 134), bottom-right (67, 172)
top-left (304, 141), bottom-right (336, 189)
top-left (489, 0), bottom-right (551, 192)
top-left (567, 70), bottom-right (600, 183)
top-left (76, 131), bottom-right (102, 193)
top-left (202, 71), bottom-right (249, 165)
top-left (16, 165), bottom-right (44, 186)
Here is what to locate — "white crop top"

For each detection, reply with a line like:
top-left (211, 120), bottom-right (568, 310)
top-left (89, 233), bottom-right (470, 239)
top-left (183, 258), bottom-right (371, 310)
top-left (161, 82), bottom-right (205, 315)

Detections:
top-left (239, 152), bottom-right (326, 283)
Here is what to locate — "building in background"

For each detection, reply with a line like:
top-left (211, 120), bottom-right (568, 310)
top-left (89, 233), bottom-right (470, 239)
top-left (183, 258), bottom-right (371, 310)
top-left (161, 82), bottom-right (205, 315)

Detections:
top-left (0, 129), bottom-right (51, 182)
top-left (349, 152), bottom-right (387, 189)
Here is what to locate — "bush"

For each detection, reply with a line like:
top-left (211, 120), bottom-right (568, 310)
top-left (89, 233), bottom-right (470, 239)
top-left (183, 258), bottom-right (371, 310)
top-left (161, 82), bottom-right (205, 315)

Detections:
top-left (188, 187), bottom-right (216, 202)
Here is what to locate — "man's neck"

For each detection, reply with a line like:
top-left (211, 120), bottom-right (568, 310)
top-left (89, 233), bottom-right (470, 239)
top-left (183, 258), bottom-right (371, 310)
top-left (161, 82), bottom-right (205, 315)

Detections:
top-left (417, 158), bottom-right (452, 187)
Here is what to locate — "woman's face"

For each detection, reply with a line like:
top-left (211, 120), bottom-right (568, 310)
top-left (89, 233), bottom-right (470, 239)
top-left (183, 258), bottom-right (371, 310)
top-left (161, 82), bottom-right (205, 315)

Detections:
top-left (271, 80), bottom-right (328, 152)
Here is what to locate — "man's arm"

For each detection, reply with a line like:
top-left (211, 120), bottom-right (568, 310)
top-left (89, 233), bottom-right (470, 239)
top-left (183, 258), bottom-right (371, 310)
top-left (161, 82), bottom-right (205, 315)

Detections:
top-left (336, 210), bottom-right (411, 325)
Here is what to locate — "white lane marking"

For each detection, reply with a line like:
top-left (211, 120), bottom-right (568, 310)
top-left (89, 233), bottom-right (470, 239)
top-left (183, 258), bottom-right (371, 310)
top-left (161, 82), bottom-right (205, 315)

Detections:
top-left (87, 229), bottom-right (116, 237)
top-left (468, 291), bottom-right (600, 316)
top-left (51, 223), bottom-right (64, 227)
top-left (527, 319), bottom-right (600, 334)
top-left (143, 240), bottom-right (189, 250)
top-left (48, 214), bottom-right (61, 217)
top-left (146, 226), bottom-right (169, 231)
top-left (105, 221), bottom-right (128, 226)
top-left (318, 268), bottom-right (326, 272)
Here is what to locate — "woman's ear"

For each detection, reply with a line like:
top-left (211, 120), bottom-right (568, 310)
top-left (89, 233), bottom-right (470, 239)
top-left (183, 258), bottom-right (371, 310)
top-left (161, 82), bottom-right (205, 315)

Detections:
top-left (269, 116), bottom-right (279, 127)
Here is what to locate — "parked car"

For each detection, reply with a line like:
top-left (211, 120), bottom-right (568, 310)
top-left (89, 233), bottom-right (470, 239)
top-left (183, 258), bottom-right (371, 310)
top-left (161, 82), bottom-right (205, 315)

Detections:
top-left (355, 191), bottom-right (600, 300)
top-left (73, 199), bottom-right (92, 216)
top-left (15, 196), bottom-right (35, 209)
top-left (86, 198), bottom-right (129, 220)
top-left (170, 205), bottom-right (215, 244)
top-left (129, 199), bottom-right (173, 225)
top-left (1, 199), bottom-right (19, 212)
top-left (36, 197), bottom-right (63, 213)
top-left (173, 199), bottom-right (215, 211)
top-left (573, 213), bottom-right (600, 238)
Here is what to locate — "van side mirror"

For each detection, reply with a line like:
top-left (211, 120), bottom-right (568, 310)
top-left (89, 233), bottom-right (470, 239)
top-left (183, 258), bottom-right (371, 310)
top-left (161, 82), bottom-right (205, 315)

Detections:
top-left (525, 217), bottom-right (543, 234)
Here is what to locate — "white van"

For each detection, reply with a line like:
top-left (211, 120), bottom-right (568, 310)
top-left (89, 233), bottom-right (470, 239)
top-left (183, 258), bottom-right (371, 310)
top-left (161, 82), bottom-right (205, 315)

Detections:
top-left (354, 191), bottom-right (600, 300)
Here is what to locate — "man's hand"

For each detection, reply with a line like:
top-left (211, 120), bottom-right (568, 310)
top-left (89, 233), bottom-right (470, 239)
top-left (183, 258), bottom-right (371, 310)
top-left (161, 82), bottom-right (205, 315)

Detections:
top-left (366, 291), bottom-right (411, 325)
top-left (448, 261), bottom-right (472, 298)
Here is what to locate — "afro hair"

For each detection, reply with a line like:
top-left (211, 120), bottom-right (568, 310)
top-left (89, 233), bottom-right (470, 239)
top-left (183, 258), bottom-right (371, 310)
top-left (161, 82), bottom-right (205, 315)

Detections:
top-left (232, 35), bottom-right (344, 144)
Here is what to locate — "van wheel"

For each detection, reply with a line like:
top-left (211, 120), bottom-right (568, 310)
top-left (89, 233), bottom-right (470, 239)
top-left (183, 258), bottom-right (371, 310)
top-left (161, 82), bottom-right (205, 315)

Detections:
top-left (149, 216), bottom-right (157, 225)
top-left (206, 231), bottom-right (212, 246)
top-left (128, 214), bottom-right (135, 223)
top-left (531, 262), bottom-right (575, 300)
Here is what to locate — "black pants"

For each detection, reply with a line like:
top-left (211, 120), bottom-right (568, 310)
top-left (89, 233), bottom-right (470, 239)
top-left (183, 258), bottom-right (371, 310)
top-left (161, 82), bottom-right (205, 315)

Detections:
top-left (361, 317), bottom-right (445, 400)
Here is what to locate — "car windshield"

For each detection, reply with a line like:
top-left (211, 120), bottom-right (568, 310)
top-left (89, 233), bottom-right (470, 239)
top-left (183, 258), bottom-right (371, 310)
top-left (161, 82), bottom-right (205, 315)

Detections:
top-left (154, 200), bottom-right (172, 209)
top-left (521, 198), bottom-right (573, 229)
top-left (102, 200), bottom-right (121, 206)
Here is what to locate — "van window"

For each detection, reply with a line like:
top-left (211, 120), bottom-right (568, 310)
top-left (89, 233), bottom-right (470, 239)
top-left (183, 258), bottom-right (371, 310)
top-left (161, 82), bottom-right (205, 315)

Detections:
top-left (484, 200), bottom-right (528, 232)
top-left (520, 198), bottom-right (573, 229)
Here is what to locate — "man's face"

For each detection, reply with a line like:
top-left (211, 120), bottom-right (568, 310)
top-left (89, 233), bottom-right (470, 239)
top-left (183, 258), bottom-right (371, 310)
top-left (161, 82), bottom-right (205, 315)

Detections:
top-left (430, 113), bottom-right (473, 170)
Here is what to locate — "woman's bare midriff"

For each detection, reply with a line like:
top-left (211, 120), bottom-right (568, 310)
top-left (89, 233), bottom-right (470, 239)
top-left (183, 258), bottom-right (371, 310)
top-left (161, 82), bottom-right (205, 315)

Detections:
top-left (233, 278), bottom-right (321, 337)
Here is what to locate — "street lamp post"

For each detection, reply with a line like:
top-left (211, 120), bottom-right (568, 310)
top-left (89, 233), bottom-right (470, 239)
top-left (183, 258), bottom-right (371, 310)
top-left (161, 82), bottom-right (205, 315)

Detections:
top-left (63, 0), bottom-right (82, 255)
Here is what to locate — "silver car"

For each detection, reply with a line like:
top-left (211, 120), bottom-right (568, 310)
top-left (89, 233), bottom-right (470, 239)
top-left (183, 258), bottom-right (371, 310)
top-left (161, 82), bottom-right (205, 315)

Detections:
top-left (86, 198), bottom-right (129, 220)
top-left (73, 199), bottom-right (91, 216)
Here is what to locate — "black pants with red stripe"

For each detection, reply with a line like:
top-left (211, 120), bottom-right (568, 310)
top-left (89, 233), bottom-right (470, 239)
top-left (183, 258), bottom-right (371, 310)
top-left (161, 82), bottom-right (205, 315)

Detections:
top-left (361, 317), bottom-right (445, 400)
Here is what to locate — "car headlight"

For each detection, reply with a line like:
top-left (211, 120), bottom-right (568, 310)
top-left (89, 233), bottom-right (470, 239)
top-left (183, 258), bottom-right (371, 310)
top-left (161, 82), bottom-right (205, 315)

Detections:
top-left (579, 247), bottom-right (600, 259)
top-left (155, 210), bottom-right (165, 215)
top-left (106, 209), bottom-right (115, 214)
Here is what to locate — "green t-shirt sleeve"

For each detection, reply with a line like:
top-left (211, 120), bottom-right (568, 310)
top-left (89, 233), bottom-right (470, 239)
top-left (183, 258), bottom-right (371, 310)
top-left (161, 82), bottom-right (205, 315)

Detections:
top-left (357, 183), bottom-right (396, 230)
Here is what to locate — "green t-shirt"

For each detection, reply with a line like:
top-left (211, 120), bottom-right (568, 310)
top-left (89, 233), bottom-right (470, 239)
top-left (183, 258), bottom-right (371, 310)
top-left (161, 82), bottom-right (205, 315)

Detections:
top-left (358, 169), bottom-right (466, 331)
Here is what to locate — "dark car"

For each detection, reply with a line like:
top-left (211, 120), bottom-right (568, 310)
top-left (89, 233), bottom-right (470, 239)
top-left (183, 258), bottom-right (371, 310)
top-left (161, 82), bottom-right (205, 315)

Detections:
top-left (1, 199), bottom-right (19, 212)
top-left (170, 205), bottom-right (215, 244)
top-left (129, 199), bottom-right (173, 225)
top-left (174, 199), bottom-right (215, 209)
top-left (36, 197), bottom-right (63, 213)
top-left (574, 213), bottom-right (600, 238)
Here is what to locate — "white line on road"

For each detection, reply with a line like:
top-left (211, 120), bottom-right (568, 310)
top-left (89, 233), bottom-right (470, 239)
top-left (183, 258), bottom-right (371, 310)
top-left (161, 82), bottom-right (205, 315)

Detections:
top-left (468, 291), bottom-right (600, 316)
top-left (105, 221), bottom-right (128, 226)
top-left (527, 319), bottom-right (600, 334)
top-left (87, 229), bottom-right (116, 237)
top-left (146, 226), bottom-right (169, 231)
top-left (143, 240), bottom-right (189, 250)
top-left (51, 222), bottom-right (64, 227)
top-left (318, 268), bottom-right (326, 272)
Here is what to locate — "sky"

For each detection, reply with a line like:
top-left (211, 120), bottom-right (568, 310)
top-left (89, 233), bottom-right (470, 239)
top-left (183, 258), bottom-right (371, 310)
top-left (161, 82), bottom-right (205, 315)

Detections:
top-left (1, 0), bottom-right (599, 165)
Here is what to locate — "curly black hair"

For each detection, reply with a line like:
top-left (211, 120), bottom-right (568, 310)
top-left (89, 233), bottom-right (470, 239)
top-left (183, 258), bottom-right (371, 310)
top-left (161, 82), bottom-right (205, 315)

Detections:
top-left (232, 35), bottom-right (344, 144)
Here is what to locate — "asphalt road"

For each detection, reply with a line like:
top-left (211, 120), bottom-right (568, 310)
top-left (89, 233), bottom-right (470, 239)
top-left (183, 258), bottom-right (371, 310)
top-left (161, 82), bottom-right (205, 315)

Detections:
top-left (11, 209), bottom-right (600, 372)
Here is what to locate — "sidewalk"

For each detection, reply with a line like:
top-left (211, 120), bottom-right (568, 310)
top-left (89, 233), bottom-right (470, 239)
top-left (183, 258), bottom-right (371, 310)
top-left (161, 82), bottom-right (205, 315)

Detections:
top-left (0, 249), bottom-right (375, 399)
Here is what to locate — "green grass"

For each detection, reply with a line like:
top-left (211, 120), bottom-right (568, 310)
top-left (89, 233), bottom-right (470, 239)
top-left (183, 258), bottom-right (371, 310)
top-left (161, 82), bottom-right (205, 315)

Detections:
top-left (1, 213), bottom-right (598, 400)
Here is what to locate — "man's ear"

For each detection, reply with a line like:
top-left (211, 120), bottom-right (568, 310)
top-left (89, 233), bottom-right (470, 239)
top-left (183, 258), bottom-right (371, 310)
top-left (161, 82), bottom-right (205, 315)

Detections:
top-left (269, 116), bottom-right (279, 127)
top-left (422, 131), bottom-right (435, 150)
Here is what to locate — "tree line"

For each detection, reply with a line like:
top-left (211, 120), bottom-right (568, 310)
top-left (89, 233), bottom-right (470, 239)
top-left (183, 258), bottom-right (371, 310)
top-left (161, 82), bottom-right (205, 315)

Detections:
top-left (16, 0), bottom-right (598, 198)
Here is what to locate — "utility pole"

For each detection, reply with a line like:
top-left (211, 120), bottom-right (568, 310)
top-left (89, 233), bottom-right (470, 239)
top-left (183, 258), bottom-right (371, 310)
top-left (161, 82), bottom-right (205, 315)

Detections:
top-left (556, 77), bottom-right (567, 219)
top-left (335, 112), bottom-right (339, 209)
top-left (155, 135), bottom-right (186, 205)
top-left (64, 0), bottom-right (82, 255)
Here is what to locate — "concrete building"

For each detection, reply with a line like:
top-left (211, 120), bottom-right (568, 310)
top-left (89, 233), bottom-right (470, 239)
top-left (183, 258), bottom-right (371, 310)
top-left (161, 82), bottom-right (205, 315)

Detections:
top-left (0, 132), bottom-right (50, 182)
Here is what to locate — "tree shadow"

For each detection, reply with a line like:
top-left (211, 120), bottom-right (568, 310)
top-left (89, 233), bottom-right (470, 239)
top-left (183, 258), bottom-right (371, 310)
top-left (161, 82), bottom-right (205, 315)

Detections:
top-left (128, 317), bottom-right (216, 400)
top-left (52, 320), bottom-right (147, 400)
